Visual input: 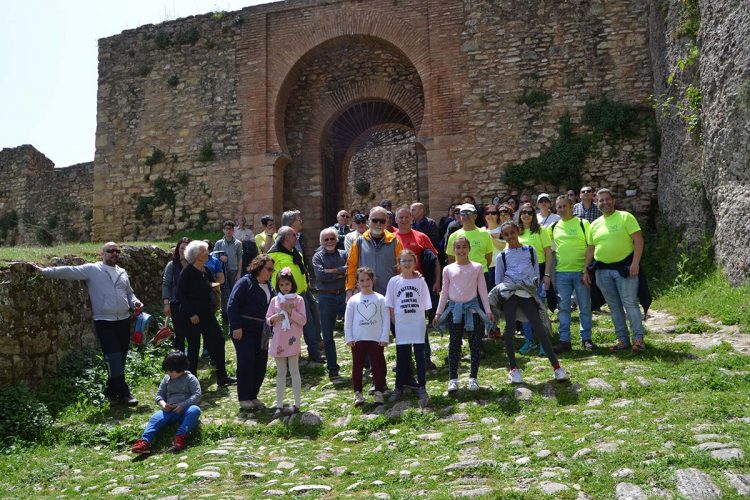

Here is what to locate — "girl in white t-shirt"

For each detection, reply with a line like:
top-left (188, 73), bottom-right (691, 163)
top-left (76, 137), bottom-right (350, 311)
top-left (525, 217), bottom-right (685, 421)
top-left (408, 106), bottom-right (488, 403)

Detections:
top-left (385, 250), bottom-right (432, 404)
top-left (344, 267), bottom-right (390, 407)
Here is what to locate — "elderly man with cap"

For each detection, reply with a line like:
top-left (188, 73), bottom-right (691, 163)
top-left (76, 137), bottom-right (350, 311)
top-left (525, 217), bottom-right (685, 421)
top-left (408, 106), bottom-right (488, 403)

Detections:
top-left (35, 242), bottom-right (143, 406)
top-left (536, 193), bottom-right (561, 228)
top-left (345, 212), bottom-right (368, 252)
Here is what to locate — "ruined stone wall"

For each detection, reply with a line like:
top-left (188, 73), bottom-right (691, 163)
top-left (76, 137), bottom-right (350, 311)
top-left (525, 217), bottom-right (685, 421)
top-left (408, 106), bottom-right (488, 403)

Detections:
top-left (346, 129), bottom-right (418, 214)
top-left (0, 246), bottom-right (169, 386)
top-left (0, 146), bottom-right (93, 246)
top-left (94, 13), bottom-right (245, 241)
top-left (434, 0), bottom-right (657, 218)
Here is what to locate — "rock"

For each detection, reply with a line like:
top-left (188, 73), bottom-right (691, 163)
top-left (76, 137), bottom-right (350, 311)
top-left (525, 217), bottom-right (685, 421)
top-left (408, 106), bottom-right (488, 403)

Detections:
top-left (481, 416), bottom-right (498, 424)
top-left (300, 411), bottom-right (324, 426)
top-left (693, 442), bottom-right (736, 451)
top-left (418, 432), bottom-right (444, 441)
top-left (372, 480), bottom-right (385, 486)
top-left (331, 466), bottom-right (348, 476)
top-left (374, 494), bottom-right (390, 499)
top-left (674, 469), bottom-right (721, 500)
top-left (613, 469), bottom-right (635, 478)
top-left (332, 416), bottom-right (351, 428)
top-left (536, 450), bottom-right (552, 458)
top-left (539, 482), bottom-right (569, 494)
top-left (276, 461), bottom-right (295, 469)
top-left (111, 487), bottom-right (131, 494)
top-left (242, 471), bottom-right (265, 479)
top-left (515, 456), bottom-right (530, 465)
top-left (205, 449), bottom-right (230, 455)
top-left (386, 400), bottom-right (412, 418)
top-left (596, 442), bottom-right (620, 453)
top-left (400, 470), bottom-right (411, 478)
top-left (587, 398), bottom-right (603, 407)
top-left (694, 434), bottom-right (725, 442)
top-left (111, 454), bottom-right (130, 462)
top-left (572, 448), bottom-right (592, 459)
top-left (458, 434), bottom-right (483, 446)
top-left (725, 472), bottom-right (750, 496)
top-left (175, 462), bottom-right (189, 470)
top-left (635, 376), bottom-right (651, 386)
top-left (611, 399), bottom-right (633, 408)
top-left (710, 448), bottom-right (744, 461)
top-left (514, 387), bottom-right (533, 401)
top-left (192, 470), bottom-right (221, 479)
top-left (263, 490), bottom-right (286, 496)
top-left (444, 460), bottom-right (497, 472)
top-left (334, 429), bottom-right (359, 440)
top-left (346, 481), bottom-right (363, 491)
top-left (452, 487), bottom-right (494, 497)
top-left (288, 484), bottom-right (332, 493)
top-left (587, 378), bottom-right (614, 391)
top-left (615, 482), bottom-right (648, 500)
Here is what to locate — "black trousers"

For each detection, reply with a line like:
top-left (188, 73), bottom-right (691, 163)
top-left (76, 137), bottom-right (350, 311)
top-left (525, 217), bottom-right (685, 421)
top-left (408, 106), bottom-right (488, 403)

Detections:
top-left (503, 295), bottom-right (558, 370)
top-left (170, 303), bottom-right (189, 352)
top-left (232, 319), bottom-right (268, 401)
top-left (447, 313), bottom-right (483, 379)
top-left (396, 344), bottom-right (426, 389)
top-left (184, 310), bottom-right (227, 378)
top-left (95, 318), bottom-right (132, 399)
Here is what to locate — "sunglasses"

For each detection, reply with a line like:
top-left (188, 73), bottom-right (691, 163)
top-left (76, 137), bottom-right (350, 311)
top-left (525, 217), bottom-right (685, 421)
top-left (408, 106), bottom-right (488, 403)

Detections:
top-left (323, 237), bottom-right (337, 242)
top-left (399, 259), bottom-right (415, 264)
top-left (340, 214), bottom-right (350, 218)
top-left (459, 211), bottom-right (474, 216)
top-left (105, 249), bottom-right (121, 254)
top-left (370, 218), bottom-right (387, 224)
top-left (520, 210), bottom-right (535, 215)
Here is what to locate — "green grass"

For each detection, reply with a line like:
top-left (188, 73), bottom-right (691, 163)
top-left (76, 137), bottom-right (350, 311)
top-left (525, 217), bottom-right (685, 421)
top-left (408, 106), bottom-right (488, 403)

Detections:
top-left (1, 310), bottom-right (749, 498)
top-left (652, 269), bottom-right (750, 331)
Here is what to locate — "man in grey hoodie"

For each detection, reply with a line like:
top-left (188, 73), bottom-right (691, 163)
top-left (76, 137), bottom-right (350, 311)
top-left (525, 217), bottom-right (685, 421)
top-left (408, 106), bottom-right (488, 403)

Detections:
top-left (35, 242), bottom-right (143, 406)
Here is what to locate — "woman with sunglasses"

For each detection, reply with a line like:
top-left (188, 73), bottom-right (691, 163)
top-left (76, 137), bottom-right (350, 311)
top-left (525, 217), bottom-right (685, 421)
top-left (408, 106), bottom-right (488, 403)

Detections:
top-left (517, 202), bottom-right (554, 355)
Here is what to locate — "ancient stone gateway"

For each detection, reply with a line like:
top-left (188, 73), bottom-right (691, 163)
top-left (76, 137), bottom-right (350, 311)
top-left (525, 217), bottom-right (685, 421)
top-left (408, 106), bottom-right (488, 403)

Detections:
top-left (93, 0), bottom-right (657, 253)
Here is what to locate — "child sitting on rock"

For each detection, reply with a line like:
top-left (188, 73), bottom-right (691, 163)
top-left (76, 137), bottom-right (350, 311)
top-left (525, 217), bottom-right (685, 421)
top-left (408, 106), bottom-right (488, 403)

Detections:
top-left (132, 351), bottom-right (201, 454)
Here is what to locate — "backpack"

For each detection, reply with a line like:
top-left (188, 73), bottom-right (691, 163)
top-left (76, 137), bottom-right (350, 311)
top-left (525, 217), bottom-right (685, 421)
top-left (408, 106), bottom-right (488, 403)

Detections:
top-left (500, 245), bottom-right (536, 270)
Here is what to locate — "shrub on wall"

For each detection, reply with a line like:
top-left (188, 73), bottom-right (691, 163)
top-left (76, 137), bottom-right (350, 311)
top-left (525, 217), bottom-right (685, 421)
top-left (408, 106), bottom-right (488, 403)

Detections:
top-left (0, 384), bottom-right (53, 443)
top-left (198, 143), bottom-right (215, 162)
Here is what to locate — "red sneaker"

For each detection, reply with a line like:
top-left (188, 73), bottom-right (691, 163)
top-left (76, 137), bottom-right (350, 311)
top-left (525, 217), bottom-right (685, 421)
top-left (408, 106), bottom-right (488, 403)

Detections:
top-left (173, 434), bottom-right (188, 451)
top-left (131, 439), bottom-right (151, 454)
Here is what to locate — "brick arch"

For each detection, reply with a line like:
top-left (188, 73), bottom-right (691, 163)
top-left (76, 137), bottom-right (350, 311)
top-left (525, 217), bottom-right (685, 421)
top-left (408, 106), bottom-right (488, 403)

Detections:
top-left (271, 23), bottom-right (429, 153)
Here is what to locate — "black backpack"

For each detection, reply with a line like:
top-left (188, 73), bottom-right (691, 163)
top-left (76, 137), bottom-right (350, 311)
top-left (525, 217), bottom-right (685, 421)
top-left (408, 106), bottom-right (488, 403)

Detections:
top-left (500, 245), bottom-right (536, 270)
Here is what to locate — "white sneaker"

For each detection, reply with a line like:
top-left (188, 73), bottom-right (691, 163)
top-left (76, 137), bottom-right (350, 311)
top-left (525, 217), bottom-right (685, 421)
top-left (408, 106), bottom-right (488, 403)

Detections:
top-left (447, 379), bottom-right (459, 394)
top-left (508, 368), bottom-right (523, 384)
top-left (554, 367), bottom-right (569, 382)
top-left (468, 378), bottom-right (480, 391)
top-left (373, 391), bottom-right (384, 405)
top-left (353, 391), bottom-right (365, 406)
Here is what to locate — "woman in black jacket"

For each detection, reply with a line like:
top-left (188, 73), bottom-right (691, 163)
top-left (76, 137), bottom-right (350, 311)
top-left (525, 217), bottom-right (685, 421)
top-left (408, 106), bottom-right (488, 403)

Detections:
top-left (162, 237), bottom-right (190, 351)
top-left (177, 240), bottom-right (236, 386)
top-left (228, 254), bottom-right (276, 410)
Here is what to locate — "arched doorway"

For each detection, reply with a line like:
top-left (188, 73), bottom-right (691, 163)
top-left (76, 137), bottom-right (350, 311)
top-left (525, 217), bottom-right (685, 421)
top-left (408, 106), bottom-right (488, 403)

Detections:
top-left (277, 35), bottom-right (425, 239)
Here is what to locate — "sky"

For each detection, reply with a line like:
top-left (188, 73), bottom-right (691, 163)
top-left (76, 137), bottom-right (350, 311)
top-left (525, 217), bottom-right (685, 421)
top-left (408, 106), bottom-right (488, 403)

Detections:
top-left (0, 0), bottom-right (268, 168)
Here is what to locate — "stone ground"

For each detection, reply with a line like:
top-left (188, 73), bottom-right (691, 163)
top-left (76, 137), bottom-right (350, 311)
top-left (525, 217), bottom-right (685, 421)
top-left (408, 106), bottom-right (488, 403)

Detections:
top-left (2, 308), bottom-right (749, 498)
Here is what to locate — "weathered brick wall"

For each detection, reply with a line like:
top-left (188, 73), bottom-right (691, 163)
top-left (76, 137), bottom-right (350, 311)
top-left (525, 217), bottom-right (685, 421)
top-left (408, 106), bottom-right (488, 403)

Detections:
top-left (93, 13), bottom-right (245, 240)
top-left (0, 146), bottom-right (93, 246)
top-left (0, 246), bottom-right (169, 386)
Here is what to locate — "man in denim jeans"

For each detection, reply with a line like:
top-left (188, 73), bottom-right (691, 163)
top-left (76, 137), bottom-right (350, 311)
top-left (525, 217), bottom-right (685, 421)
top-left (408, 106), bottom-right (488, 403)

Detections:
top-left (585, 189), bottom-right (646, 352)
top-left (313, 227), bottom-right (347, 379)
top-left (550, 195), bottom-right (595, 353)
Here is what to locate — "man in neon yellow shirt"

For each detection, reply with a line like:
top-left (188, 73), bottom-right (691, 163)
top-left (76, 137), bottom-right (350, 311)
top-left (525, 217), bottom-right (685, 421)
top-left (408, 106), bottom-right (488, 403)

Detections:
top-left (446, 203), bottom-right (494, 273)
top-left (585, 188), bottom-right (645, 352)
top-left (255, 215), bottom-right (277, 253)
top-left (550, 195), bottom-right (594, 353)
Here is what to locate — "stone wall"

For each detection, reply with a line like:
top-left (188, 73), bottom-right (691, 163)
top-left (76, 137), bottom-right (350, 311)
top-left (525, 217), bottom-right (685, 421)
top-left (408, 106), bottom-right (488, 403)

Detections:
top-left (0, 246), bottom-right (169, 386)
top-left (0, 145), bottom-right (93, 246)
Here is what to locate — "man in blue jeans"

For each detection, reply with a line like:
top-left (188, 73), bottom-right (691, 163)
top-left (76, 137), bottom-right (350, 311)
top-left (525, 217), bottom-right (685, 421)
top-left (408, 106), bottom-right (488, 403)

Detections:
top-left (550, 195), bottom-right (595, 353)
top-left (313, 227), bottom-right (347, 379)
top-left (585, 189), bottom-right (646, 352)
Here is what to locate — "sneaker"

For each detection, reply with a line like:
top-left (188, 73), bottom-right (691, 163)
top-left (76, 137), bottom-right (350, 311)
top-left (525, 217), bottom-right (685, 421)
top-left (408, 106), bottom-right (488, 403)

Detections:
top-left (353, 392), bottom-right (365, 407)
top-left (552, 341), bottom-right (572, 354)
top-left (518, 340), bottom-right (537, 354)
top-left (468, 378), bottom-right (480, 391)
top-left (417, 387), bottom-right (429, 405)
top-left (425, 360), bottom-right (438, 371)
top-left (389, 388), bottom-right (402, 403)
top-left (131, 439), bottom-right (151, 454)
top-left (554, 367), bottom-right (569, 382)
top-left (373, 391), bottom-right (384, 405)
top-left (609, 339), bottom-right (632, 352)
top-left (404, 378), bottom-right (420, 390)
top-left (631, 339), bottom-right (646, 352)
top-left (581, 339), bottom-right (597, 351)
top-left (120, 394), bottom-right (139, 407)
top-left (217, 376), bottom-right (237, 387)
top-left (508, 368), bottom-right (523, 384)
top-left (172, 434), bottom-right (188, 451)
top-left (447, 379), bottom-right (459, 394)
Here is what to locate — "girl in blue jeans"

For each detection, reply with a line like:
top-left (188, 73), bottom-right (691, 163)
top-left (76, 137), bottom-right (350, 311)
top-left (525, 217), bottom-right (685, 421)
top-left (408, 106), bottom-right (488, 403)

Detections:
top-left (132, 351), bottom-right (202, 454)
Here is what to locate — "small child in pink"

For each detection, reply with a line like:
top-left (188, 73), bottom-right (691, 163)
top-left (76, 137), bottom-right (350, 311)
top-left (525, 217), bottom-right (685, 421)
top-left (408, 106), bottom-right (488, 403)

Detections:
top-left (266, 267), bottom-right (306, 418)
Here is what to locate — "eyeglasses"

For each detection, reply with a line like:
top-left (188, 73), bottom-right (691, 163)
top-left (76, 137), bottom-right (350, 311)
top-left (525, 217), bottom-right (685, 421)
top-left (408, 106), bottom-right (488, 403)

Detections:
top-left (370, 218), bottom-right (387, 224)
top-left (399, 259), bottom-right (415, 264)
top-left (580, 189), bottom-right (592, 193)
top-left (323, 237), bottom-right (337, 242)
top-left (105, 249), bottom-right (121, 254)
top-left (520, 210), bottom-right (535, 215)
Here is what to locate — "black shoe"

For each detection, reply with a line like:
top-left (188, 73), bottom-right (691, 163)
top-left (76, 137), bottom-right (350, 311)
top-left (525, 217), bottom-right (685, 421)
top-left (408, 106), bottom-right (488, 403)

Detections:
top-left (404, 379), bottom-right (420, 390)
top-left (425, 360), bottom-right (438, 371)
top-left (581, 339), bottom-right (597, 351)
top-left (217, 376), bottom-right (237, 387)
top-left (552, 341), bottom-right (572, 354)
top-left (121, 394), bottom-right (139, 407)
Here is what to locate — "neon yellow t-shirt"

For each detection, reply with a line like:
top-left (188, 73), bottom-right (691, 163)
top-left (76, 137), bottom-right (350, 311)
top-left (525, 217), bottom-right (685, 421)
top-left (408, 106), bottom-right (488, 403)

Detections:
top-left (255, 232), bottom-right (277, 251)
top-left (518, 227), bottom-right (551, 264)
top-left (551, 217), bottom-right (591, 272)
top-left (587, 210), bottom-right (641, 264)
top-left (446, 227), bottom-right (494, 272)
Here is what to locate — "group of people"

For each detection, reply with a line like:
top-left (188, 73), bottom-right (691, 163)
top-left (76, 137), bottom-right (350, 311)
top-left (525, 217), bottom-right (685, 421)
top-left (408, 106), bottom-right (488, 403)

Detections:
top-left (34, 186), bottom-right (647, 453)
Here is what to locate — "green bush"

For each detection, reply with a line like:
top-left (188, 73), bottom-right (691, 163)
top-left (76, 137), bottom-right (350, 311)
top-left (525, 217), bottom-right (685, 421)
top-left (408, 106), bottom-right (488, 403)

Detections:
top-left (37, 348), bottom-right (107, 417)
top-left (582, 96), bottom-right (644, 141)
top-left (145, 148), bottom-right (166, 167)
top-left (0, 384), bottom-right (52, 443)
top-left (155, 30), bottom-right (171, 49)
top-left (516, 89), bottom-right (550, 108)
top-left (198, 142), bottom-right (215, 162)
